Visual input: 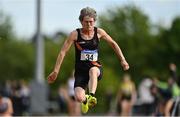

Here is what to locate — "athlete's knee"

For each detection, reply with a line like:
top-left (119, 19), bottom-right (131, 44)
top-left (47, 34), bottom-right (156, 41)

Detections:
top-left (89, 67), bottom-right (100, 77)
top-left (75, 93), bottom-right (85, 102)
top-left (74, 87), bottom-right (86, 102)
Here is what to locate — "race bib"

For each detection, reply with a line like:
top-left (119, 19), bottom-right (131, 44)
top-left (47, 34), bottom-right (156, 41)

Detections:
top-left (80, 49), bottom-right (98, 61)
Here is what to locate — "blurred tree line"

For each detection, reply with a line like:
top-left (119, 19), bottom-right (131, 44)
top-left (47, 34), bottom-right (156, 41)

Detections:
top-left (0, 5), bottom-right (180, 113)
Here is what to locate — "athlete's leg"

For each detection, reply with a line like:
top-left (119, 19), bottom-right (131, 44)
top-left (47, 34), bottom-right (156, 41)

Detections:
top-left (74, 87), bottom-right (89, 113)
top-left (74, 87), bottom-right (86, 102)
top-left (88, 66), bottom-right (100, 94)
top-left (87, 66), bottom-right (100, 108)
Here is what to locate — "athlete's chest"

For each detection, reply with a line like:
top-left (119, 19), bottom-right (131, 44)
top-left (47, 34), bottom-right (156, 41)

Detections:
top-left (77, 39), bottom-right (98, 50)
top-left (80, 29), bottom-right (94, 39)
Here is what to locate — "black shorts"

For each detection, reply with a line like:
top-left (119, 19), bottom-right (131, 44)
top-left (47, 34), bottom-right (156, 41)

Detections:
top-left (74, 62), bottom-right (103, 89)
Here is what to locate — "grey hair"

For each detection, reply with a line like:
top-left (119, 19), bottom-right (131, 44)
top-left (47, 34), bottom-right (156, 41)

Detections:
top-left (79, 7), bottom-right (97, 22)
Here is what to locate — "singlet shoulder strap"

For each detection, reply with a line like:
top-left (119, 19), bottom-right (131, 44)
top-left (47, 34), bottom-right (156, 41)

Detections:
top-left (75, 28), bottom-right (83, 50)
top-left (94, 27), bottom-right (97, 36)
top-left (94, 27), bottom-right (99, 41)
top-left (94, 27), bottom-right (97, 32)
top-left (76, 28), bottom-right (81, 41)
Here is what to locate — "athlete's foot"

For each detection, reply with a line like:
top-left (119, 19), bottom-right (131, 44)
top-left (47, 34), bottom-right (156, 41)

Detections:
top-left (88, 95), bottom-right (97, 108)
top-left (81, 95), bottom-right (89, 114)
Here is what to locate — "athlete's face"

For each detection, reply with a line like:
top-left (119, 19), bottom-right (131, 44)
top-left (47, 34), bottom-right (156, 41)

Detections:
top-left (81, 16), bottom-right (95, 31)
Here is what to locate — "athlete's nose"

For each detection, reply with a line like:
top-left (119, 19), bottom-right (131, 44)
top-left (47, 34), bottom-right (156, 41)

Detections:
top-left (87, 22), bottom-right (91, 26)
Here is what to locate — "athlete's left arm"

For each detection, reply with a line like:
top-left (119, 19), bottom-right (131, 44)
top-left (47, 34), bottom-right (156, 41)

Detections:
top-left (98, 28), bottom-right (129, 70)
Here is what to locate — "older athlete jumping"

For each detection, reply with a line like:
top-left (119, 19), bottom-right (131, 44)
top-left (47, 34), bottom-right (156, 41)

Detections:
top-left (47, 7), bottom-right (129, 113)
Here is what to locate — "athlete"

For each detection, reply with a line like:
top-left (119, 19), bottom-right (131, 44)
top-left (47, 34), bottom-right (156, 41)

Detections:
top-left (47, 7), bottom-right (129, 113)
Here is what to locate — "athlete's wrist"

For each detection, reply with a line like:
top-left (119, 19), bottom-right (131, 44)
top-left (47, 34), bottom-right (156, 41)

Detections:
top-left (53, 69), bottom-right (59, 74)
top-left (120, 58), bottom-right (126, 62)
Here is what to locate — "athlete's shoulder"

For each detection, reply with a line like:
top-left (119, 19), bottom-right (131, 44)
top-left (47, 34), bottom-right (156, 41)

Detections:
top-left (97, 28), bottom-right (107, 34)
top-left (70, 30), bottom-right (78, 36)
top-left (97, 27), bottom-right (108, 38)
top-left (68, 30), bottom-right (78, 41)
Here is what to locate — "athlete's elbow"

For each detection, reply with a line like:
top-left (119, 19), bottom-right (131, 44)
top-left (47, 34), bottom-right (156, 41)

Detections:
top-left (59, 50), bottom-right (66, 57)
top-left (110, 41), bottom-right (117, 48)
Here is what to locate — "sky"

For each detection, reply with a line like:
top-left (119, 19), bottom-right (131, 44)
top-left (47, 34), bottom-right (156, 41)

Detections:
top-left (0, 0), bottom-right (180, 38)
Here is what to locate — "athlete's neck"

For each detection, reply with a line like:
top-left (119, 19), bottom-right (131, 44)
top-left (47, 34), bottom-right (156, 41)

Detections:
top-left (81, 28), bottom-right (94, 35)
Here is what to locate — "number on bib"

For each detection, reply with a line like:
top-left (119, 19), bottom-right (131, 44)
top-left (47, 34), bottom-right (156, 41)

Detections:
top-left (80, 50), bottom-right (98, 61)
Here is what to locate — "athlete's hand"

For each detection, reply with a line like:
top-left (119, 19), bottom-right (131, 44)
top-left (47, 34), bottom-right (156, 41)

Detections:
top-left (47, 71), bottom-right (58, 84)
top-left (121, 59), bottom-right (129, 71)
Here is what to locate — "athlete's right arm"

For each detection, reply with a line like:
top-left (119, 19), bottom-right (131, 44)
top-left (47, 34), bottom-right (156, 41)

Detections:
top-left (47, 30), bottom-right (77, 84)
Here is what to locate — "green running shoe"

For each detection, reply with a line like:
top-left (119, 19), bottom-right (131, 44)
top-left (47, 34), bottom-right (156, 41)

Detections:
top-left (81, 95), bottom-right (89, 114)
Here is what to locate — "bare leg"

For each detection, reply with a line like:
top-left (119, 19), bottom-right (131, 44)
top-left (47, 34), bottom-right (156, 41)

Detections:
top-left (88, 67), bottom-right (100, 94)
top-left (74, 87), bottom-right (86, 103)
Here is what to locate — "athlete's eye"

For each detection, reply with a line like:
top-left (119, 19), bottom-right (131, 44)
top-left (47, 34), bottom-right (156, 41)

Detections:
top-left (85, 21), bottom-right (93, 24)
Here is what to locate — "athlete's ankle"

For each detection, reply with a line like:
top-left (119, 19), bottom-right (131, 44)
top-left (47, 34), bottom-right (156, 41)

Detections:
top-left (89, 93), bottom-right (95, 97)
top-left (83, 97), bottom-right (87, 104)
top-left (83, 95), bottom-right (89, 104)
